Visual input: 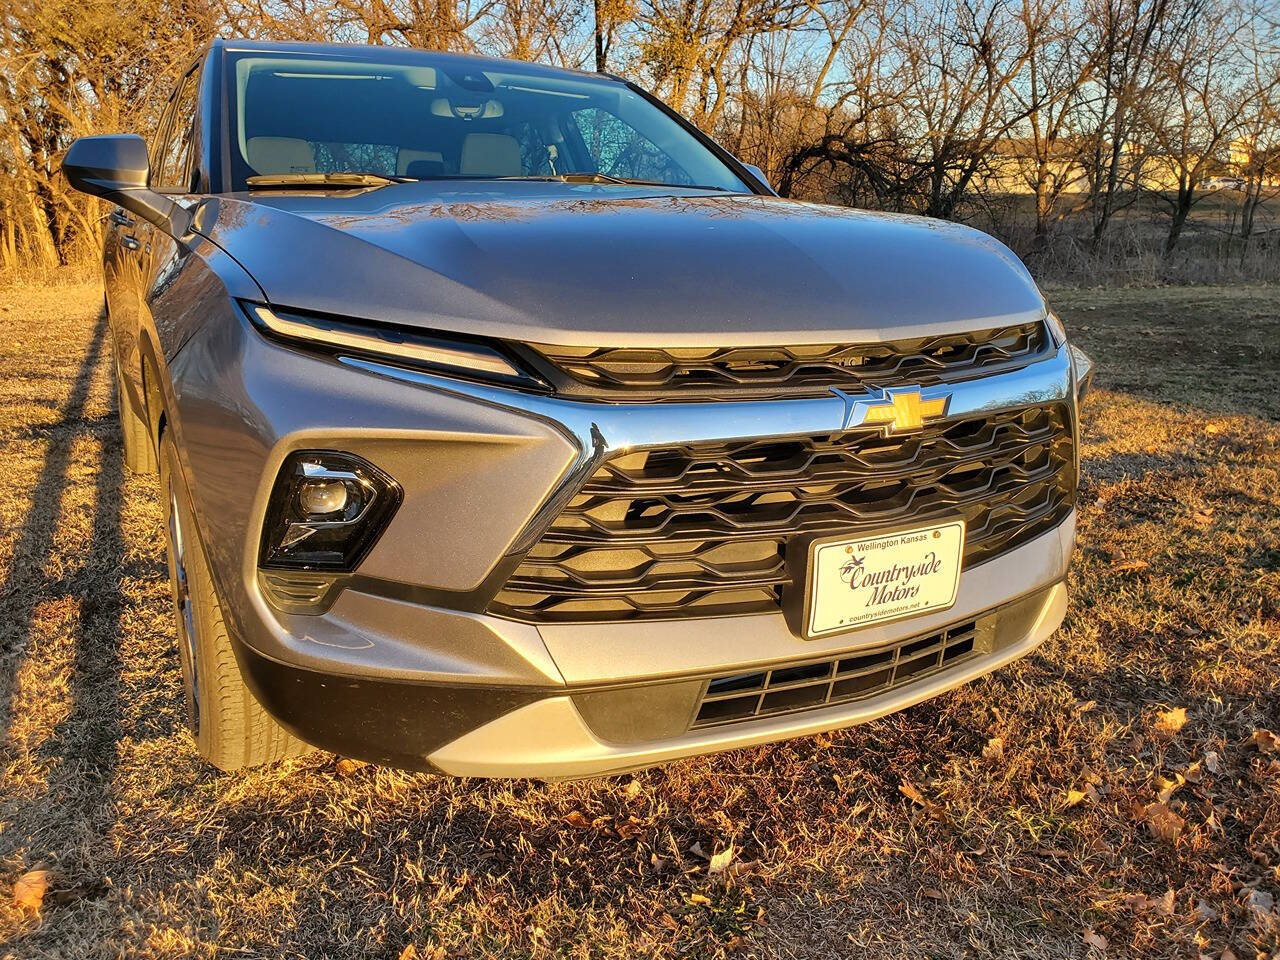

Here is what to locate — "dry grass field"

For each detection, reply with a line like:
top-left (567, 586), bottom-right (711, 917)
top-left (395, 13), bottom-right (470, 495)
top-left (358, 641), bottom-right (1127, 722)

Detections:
top-left (0, 281), bottom-right (1277, 959)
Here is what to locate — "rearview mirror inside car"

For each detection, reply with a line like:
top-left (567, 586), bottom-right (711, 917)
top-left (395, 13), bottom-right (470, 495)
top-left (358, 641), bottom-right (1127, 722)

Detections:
top-left (63, 134), bottom-right (191, 237)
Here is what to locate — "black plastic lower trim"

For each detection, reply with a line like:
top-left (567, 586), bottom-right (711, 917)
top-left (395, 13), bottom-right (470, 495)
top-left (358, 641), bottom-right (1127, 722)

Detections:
top-left (232, 639), bottom-right (547, 771)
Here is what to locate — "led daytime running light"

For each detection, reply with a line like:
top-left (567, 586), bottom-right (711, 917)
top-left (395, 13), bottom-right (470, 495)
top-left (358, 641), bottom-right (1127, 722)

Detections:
top-left (248, 303), bottom-right (528, 381)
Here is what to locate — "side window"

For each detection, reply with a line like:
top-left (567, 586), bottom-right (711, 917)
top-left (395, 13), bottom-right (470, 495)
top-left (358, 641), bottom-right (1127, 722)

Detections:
top-left (568, 107), bottom-right (693, 185)
top-left (155, 69), bottom-right (201, 191)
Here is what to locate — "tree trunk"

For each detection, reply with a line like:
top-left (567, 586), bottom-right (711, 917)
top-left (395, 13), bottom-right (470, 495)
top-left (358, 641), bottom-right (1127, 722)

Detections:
top-left (593, 0), bottom-right (606, 71)
top-left (1034, 167), bottom-right (1052, 239)
top-left (1164, 183), bottom-right (1193, 254)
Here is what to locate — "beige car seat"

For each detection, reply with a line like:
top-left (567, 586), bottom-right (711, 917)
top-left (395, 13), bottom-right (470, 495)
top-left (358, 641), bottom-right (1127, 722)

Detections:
top-left (459, 134), bottom-right (522, 178)
top-left (246, 137), bottom-right (316, 175)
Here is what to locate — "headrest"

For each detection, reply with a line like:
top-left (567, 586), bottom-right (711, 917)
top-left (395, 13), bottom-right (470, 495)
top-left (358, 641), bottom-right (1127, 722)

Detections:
top-left (396, 148), bottom-right (444, 176)
top-left (459, 133), bottom-right (522, 178)
top-left (405, 159), bottom-right (447, 179)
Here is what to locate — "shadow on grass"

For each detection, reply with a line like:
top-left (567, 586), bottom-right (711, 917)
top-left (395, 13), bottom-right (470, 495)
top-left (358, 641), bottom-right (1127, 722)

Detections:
top-left (0, 305), bottom-right (129, 887)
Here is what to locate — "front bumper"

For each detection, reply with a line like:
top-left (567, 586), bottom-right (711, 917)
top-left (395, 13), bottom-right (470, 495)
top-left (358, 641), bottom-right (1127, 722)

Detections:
top-left (167, 309), bottom-right (1080, 776)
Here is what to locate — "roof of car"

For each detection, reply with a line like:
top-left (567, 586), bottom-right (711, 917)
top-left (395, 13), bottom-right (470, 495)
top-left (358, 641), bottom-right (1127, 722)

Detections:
top-left (211, 37), bottom-right (623, 84)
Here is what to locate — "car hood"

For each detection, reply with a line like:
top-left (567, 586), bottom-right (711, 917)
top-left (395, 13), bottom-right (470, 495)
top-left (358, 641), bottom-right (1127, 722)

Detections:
top-left (196, 182), bottom-right (1045, 347)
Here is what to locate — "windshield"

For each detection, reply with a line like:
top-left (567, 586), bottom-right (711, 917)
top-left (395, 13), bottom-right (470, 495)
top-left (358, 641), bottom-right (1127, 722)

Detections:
top-left (225, 51), bottom-right (750, 193)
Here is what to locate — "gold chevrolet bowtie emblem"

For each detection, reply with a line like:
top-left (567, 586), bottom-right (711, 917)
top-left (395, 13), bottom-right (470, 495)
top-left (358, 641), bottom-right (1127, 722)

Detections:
top-left (860, 389), bottom-right (949, 434)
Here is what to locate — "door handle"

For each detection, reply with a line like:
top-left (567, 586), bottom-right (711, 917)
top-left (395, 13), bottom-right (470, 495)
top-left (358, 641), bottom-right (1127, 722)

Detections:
top-left (109, 209), bottom-right (135, 227)
top-left (120, 235), bottom-right (141, 251)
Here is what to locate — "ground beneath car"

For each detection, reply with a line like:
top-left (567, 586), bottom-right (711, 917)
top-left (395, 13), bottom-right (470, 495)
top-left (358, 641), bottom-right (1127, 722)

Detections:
top-left (0, 281), bottom-right (1277, 959)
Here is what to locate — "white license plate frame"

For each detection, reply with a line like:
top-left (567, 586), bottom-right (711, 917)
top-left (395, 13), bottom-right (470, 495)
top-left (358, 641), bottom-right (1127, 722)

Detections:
top-left (801, 520), bottom-right (966, 639)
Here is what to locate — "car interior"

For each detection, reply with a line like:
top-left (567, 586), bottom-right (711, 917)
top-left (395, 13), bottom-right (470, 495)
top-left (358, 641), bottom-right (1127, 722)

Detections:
top-left (228, 55), bottom-right (745, 191)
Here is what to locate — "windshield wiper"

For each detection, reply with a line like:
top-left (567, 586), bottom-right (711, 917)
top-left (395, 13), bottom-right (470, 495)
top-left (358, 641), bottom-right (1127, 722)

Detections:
top-left (491, 173), bottom-right (730, 191)
top-left (246, 172), bottom-right (412, 190)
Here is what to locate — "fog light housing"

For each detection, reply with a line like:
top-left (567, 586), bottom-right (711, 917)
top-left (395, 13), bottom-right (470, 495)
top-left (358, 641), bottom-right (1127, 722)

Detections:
top-left (260, 451), bottom-right (401, 571)
top-left (298, 477), bottom-right (350, 517)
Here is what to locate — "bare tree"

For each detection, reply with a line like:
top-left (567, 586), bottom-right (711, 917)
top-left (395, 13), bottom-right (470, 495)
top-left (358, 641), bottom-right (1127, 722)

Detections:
top-left (1009, 0), bottom-right (1099, 239)
top-left (0, 0), bottom-right (215, 270)
top-left (1236, 1), bottom-right (1280, 250)
top-left (1078, 0), bottom-right (1175, 246)
top-left (634, 0), bottom-right (808, 130)
top-left (893, 0), bottom-right (1036, 219)
top-left (1141, 0), bottom-right (1252, 252)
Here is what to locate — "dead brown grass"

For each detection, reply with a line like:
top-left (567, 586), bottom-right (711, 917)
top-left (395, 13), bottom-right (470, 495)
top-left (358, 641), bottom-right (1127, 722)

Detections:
top-left (0, 282), bottom-right (1277, 959)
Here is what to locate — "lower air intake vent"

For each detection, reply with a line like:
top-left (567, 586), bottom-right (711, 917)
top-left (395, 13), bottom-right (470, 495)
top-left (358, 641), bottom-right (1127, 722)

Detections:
top-left (693, 619), bottom-right (979, 727)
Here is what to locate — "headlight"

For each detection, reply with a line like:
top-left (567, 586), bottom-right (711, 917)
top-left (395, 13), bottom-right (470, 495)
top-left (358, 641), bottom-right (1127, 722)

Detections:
top-left (245, 302), bottom-right (544, 388)
top-left (1070, 344), bottom-right (1095, 402)
top-left (259, 451), bottom-right (402, 571)
top-left (1044, 307), bottom-right (1093, 401)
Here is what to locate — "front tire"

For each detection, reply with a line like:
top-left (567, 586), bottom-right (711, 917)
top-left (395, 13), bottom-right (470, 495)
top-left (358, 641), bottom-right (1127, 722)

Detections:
top-left (160, 432), bottom-right (311, 770)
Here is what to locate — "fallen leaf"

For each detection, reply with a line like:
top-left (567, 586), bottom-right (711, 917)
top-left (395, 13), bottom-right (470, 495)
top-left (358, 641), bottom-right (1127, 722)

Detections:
top-left (688, 893), bottom-right (711, 906)
top-left (1083, 928), bottom-right (1108, 952)
top-left (1111, 558), bottom-right (1149, 573)
top-left (899, 781), bottom-right (926, 805)
top-left (563, 811), bottom-right (592, 829)
top-left (1143, 802), bottom-right (1186, 843)
top-left (1123, 892), bottom-right (1151, 913)
top-left (335, 758), bottom-right (366, 776)
top-left (1156, 773), bottom-right (1185, 804)
top-left (921, 887), bottom-right (944, 900)
top-left (1178, 624), bottom-right (1204, 638)
top-left (983, 737), bottom-right (1004, 760)
top-left (708, 844), bottom-right (736, 875)
top-left (1195, 899), bottom-right (1217, 921)
top-left (1251, 729), bottom-right (1279, 753)
top-left (1156, 707), bottom-right (1188, 735)
top-left (1221, 949), bottom-right (1237, 960)
top-left (1204, 751), bottom-right (1222, 774)
top-left (724, 859), bottom-right (759, 881)
top-left (1246, 888), bottom-right (1275, 925)
top-left (1192, 508), bottom-right (1214, 526)
top-left (12, 869), bottom-right (49, 912)
top-left (1154, 889), bottom-right (1176, 915)
top-left (1064, 789), bottom-right (1088, 809)
top-left (1183, 760), bottom-right (1203, 784)
top-left (615, 817), bottom-right (644, 840)
top-left (398, 946), bottom-right (419, 960)
top-left (1204, 423), bottom-right (1221, 435)
top-left (623, 779), bottom-right (642, 800)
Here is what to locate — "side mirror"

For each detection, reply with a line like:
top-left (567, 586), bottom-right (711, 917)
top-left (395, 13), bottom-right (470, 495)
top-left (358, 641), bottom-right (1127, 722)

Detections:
top-left (63, 134), bottom-right (191, 237)
top-left (740, 163), bottom-right (777, 195)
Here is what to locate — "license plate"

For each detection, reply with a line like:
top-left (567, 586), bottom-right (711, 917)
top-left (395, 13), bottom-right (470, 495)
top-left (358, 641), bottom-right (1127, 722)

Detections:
top-left (803, 521), bottom-right (966, 639)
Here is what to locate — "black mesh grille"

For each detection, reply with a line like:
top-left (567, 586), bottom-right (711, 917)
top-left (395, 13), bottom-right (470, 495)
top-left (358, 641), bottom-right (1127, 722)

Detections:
top-left (489, 404), bottom-right (1075, 623)
top-left (522, 323), bottom-right (1050, 401)
top-left (693, 619), bottom-right (980, 727)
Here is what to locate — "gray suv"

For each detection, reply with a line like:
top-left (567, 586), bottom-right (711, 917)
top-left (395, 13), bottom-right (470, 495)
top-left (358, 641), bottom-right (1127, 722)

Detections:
top-left (63, 39), bottom-right (1093, 777)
